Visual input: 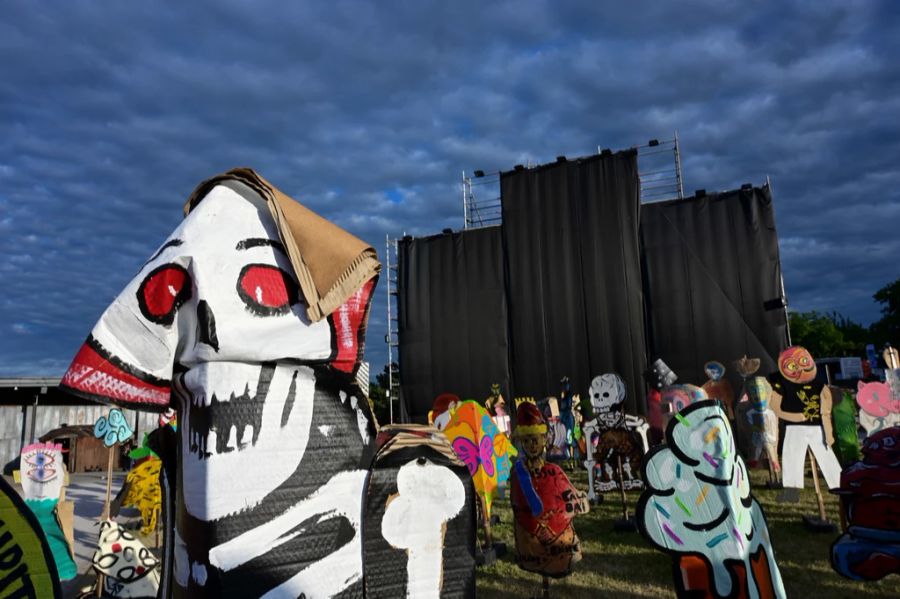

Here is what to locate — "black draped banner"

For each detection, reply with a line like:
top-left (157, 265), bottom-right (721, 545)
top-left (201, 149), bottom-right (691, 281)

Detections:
top-left (500, 151), bottom-right (648, 414)
top-left (397, 227), bottom-right (510, 423)
top-left (640, 185), bottom-right (789, 388)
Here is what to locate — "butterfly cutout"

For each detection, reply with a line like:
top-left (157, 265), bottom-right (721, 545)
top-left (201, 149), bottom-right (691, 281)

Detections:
top-left (452, 435), bottom-right (495, 477)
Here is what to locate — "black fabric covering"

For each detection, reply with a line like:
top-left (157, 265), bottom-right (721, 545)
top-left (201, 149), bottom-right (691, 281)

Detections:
top-left (397, 227), bottom-right (510, 423)
top-left (363, 445), bottom-right (476, 598)
top-left (500, 151), bottom-right (648, 413)
top-left (640, 185), bottom-right (789, 390)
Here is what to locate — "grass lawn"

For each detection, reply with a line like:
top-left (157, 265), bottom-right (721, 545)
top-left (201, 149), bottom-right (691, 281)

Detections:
top-left (476, 467), bottom-right (896, 598)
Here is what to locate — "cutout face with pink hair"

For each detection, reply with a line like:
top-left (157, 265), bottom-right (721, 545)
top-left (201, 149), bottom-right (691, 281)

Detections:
top-left (857, 381), bottom-right (900, 435)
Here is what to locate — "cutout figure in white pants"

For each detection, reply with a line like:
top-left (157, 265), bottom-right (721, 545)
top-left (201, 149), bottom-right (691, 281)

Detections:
top-left (769, 346), bottom-right (842, 490)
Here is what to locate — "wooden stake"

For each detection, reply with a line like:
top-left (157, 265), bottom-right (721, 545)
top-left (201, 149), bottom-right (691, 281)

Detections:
top-left (617, 455), bottom-right (629, 521)
top-left (808, 449), bottom-right (827, 522)
top-left (101, 446), bottom-right (114, 520)
top-left (542, 575), bottom-right (550, 599)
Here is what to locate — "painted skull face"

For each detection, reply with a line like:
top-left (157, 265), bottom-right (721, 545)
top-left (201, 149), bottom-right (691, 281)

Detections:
top-left (746, 377), bottom-right (772, 411)
top-left (778, 346), bottom-right (816, 384)
top-left (589, 373), bottom-right (626, 414)
top-left (704, 361), bottom-right (725, 382)
top-left (62, 182), bottom-right (366, 521)
top-left (20, 443), bottom-right (63, 500)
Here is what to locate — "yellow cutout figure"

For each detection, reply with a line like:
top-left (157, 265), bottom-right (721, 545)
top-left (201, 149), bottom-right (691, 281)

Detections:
top-left (122, 458), bottom-right (162, 535)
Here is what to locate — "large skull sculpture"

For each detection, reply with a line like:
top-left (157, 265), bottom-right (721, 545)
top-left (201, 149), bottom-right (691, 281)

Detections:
top-left (62, 170), bottom-right (380, 597)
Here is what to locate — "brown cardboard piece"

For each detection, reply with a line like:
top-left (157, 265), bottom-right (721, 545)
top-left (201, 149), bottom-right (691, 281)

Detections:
top-left (184, 168), bottom-right (380, 322)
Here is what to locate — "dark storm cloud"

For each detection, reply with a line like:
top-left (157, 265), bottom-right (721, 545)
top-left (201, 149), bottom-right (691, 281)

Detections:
top-left (1, 0), bottom-right (898, 376)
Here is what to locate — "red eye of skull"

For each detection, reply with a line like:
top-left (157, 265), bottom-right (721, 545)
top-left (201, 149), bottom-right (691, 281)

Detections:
top-left (137, 264), bottom-right (192, 325)
top-left (237, 264), bottom-right (297, 316)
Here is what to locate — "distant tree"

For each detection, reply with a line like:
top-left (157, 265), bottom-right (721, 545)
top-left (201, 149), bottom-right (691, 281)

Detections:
top-left (788, 311), bottom-right (858, 358)
top-left (368, 363), bottom-right (396, 425)
top-left (870, 277), bottom-right (900, 348)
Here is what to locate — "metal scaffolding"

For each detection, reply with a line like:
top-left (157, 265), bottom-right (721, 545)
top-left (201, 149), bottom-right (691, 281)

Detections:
top-left (384, 234), bottom-right (401, 423)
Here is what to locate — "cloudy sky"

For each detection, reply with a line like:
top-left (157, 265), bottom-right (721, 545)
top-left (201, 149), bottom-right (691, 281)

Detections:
top-left (1, 1), bottom-right (898, 377)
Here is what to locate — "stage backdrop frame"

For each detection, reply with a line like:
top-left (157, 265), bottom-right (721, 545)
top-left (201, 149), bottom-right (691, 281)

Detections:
top-left (500, 150), bottom-right (648, 414)
top-left (396, 226), bottom-right (510, 423)
top-left (640, 184), bottom-right (790, 390)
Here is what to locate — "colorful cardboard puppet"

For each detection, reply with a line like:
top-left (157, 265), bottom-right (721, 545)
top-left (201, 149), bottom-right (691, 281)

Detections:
top-left (0, 475), bottom-right (62, 599)
top-left (364, 425), bottom-right (476, 599)
top-left (582, 373), bottom-right (648, 499)
top-left (637, 400), bottom-right (786, 599)
top-left (19, 442), bottom-right (77, 581)
top-left (768, 346), bottom-right (842, 490)
top-left (538, 397), bottom-right (569, 460)
top-left (430, 393), bottom-right (461, 432)
top-left (830, 387), bottom-right (862, 467)
top-left (60, 169), bottom-right (391, 597)
top-left (443, 399), bottom-right (515, 523)
top-left (510, 402), bottom-right (589, 578)
top-left (659, 385), bottom-right (708, 430)
top-left (831, 426), bottom-right (900, 581)
top-left (92, 520), bottom-right (161, 598)
top-left (646, 359), bottom-right (678, 444)
top-left (702, 361), bottom-right (735, 420)
top-left (733, 356), bottom-right (762, 461)
top-left (558, 376), bottom-right (580, 461)
top-left (485, 384), bottom-right (510, 435)
top-left (856, 380), bottom-right (900, 436)
top-left (743, 377), bottom-right (780, 480)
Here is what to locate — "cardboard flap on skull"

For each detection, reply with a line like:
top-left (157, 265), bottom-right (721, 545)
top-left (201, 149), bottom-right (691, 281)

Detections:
top-left (184, 168), bottom-right (381, 323)
top-left (364, 425), bottom-right (476, 599)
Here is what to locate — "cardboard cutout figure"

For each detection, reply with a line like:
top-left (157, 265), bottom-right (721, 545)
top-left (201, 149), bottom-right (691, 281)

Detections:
top-left (485, 384), bottom-right (510, 435)
top-left (831, 426), bottom-right (900, 581)
top-left (443, 400), bottom-right (515, 522)
top-left (646, 359), bottom-right (678, 445)
top-left (637, 401), bottom-right (786, 599)
top-left (830, 387), bottom-right (862, 467)
top-left (702, 361), bottom-right (735, 419)
top-left (769, 346), bottom-right (842, 490)
top-left (123, 459), bottom-right (163, 536)
top-left (19, 442), bottom-right (77, 581)
top-left (92, 520), bottom-right (161, 598)
top-left (659, 385), bottom-right (707, 431)
top-left (582, 374), bottom-right (647, 498)
top-left (365, 425), bottom-right (476, 599)
top-left (510, 402), bottom-right (589, 578)
top-left (733, 356), bottom-right (762, 461)
top-left (743, 377), bottom-right (780, 478)
top-left (431, 393), bottom-right (461, 432)
top-left (60, 169), bottom-right (387, 598)
top-left (539, 397), bottom-right (569, 461)
top-left (856, 381), bottom-right (900, 436)
top-left (0, 475), bottom-right (62, 598)
top-left (558, 377), bottom-right (580, 463)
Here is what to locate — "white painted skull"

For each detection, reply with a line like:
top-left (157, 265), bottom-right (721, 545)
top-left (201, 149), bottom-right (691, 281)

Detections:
top-left (63, 182), bottom-right (335, 521)
top-left (589, 373), bottom-right (626, 415)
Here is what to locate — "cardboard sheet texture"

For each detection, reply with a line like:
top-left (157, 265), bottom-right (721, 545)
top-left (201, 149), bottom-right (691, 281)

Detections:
top-left (364, 426), bottom-right (476, 598)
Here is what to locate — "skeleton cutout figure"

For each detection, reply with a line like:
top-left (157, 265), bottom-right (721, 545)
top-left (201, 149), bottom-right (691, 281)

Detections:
top-left (61, 170), bottom-right (381, 598)
top-left (582, 374), bottom-right (647, 498)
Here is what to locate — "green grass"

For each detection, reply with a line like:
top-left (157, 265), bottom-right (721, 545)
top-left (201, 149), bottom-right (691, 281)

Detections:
top-left (476, 467), bottom-right (896, 598)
